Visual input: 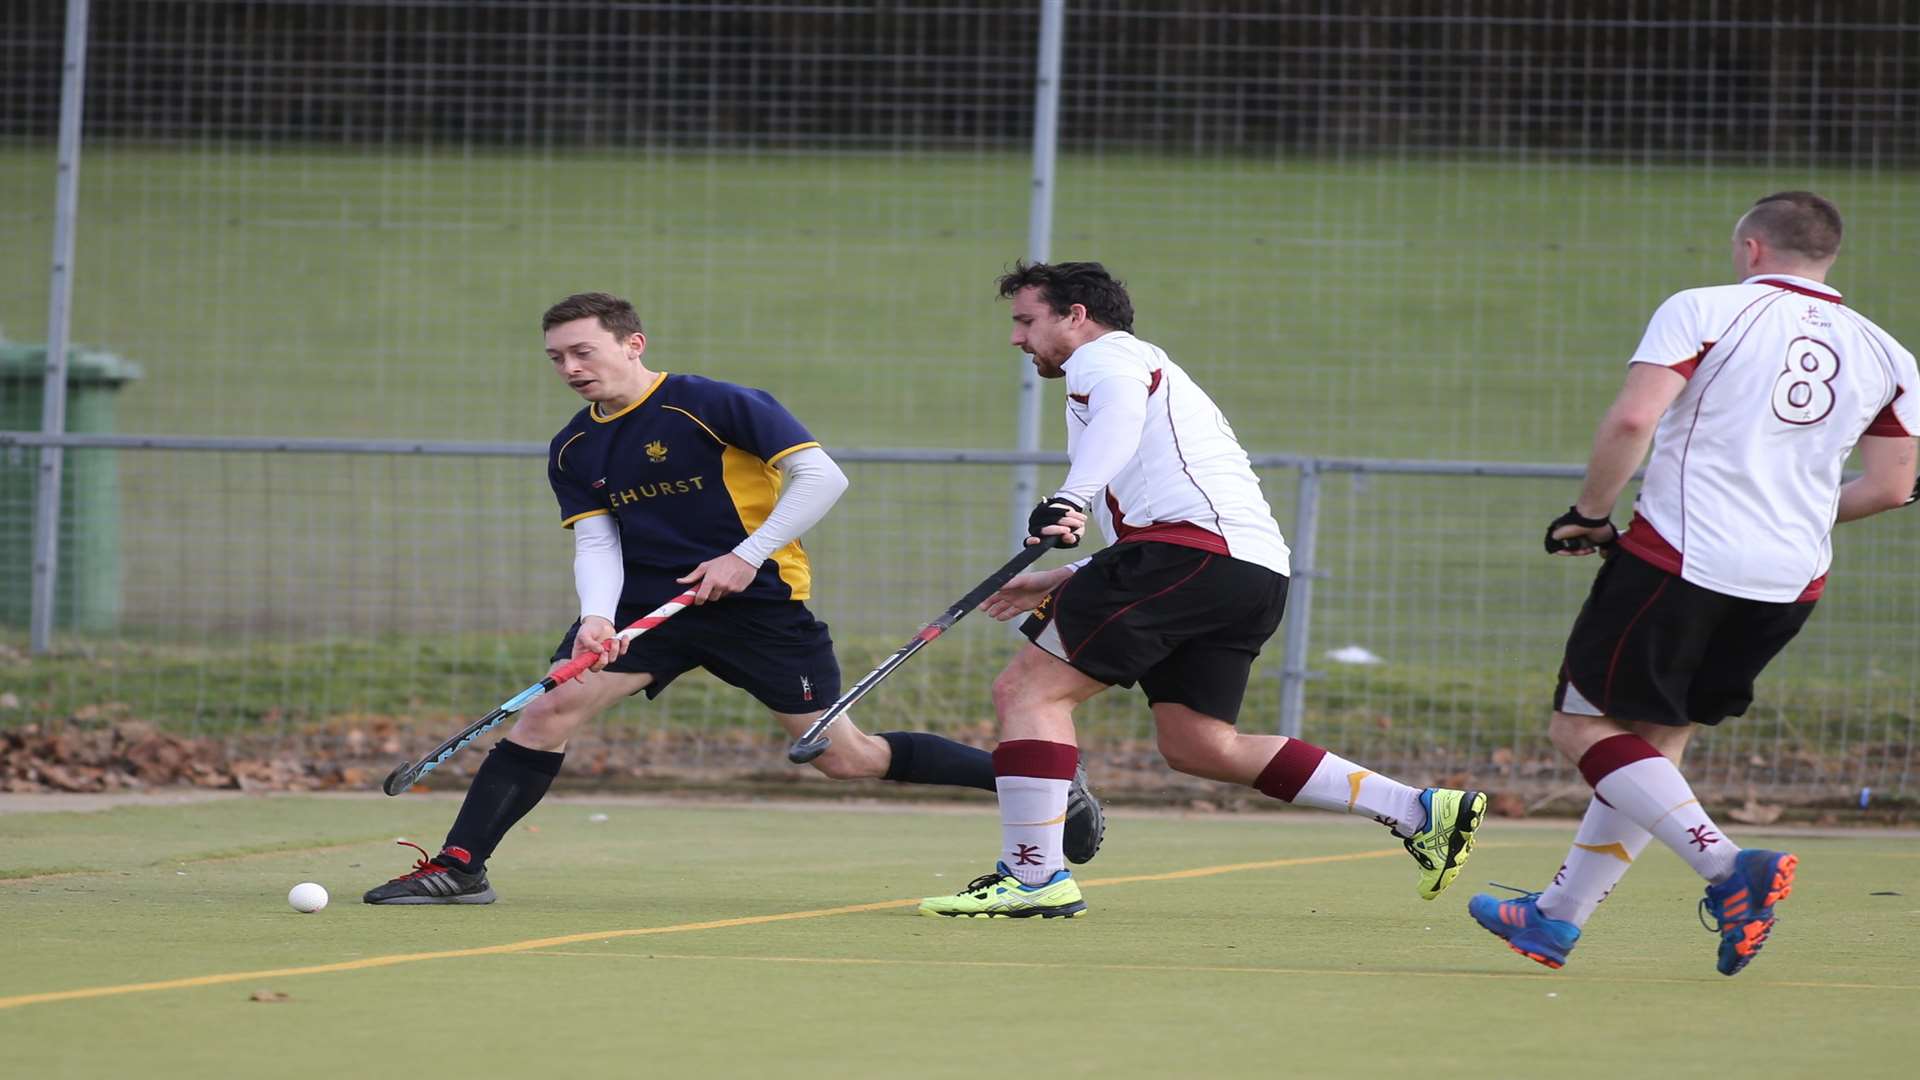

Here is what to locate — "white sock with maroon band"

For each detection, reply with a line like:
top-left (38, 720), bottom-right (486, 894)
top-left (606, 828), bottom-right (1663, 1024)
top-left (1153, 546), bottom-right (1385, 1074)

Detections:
top-left (1579, 733), bottom-right (1740, 884)
top-left (1254, 738), bottom-right (1426, 837)
top-left (993, 739), bottom-right (1079, 886)
top-left (1536, 795), bottom-right (1654, 926)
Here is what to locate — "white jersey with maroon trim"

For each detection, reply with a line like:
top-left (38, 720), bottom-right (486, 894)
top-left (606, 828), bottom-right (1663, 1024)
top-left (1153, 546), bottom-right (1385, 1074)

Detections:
top-left (1060, 331), bottom-right (1291, 576)
top-left (1621, 273), bottom-right (1920, 603)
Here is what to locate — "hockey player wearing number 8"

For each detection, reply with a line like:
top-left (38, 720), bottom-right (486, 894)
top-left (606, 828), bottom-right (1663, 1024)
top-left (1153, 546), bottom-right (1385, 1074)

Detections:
top-left (918, 261), bottom-right (1489, 920)
top-left (1476, 192), bottom-right (1920, 975)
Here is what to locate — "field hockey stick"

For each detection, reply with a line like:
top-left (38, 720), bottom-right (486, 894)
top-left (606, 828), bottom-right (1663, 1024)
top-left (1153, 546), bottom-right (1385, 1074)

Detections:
top-left (786, 537), bottom-right (1059, 764)
top-left (380, 590), bottom-right (696, 795)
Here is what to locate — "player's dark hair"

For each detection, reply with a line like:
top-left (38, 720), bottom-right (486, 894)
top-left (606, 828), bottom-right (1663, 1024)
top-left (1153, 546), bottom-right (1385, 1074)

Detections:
top-left (996, 260), bottom-right (1135, 333)
top-left (1742, 192), bottom-right (1843, 261)
top-left (542, 292), bottom-right (644, 339)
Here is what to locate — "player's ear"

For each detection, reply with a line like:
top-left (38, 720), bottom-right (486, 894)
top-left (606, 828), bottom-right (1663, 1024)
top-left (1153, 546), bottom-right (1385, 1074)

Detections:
top-left (1068, 303), bottom-right (1088, 326)
top-left (626, 332), bottom-right (647, 358)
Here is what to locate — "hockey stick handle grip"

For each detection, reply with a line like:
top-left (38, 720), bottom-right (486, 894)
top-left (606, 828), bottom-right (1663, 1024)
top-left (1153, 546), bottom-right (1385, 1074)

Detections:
top-left (934, 536), bottom-right (1061, 632)
top-left (543, 590), bottom-right (697, 686)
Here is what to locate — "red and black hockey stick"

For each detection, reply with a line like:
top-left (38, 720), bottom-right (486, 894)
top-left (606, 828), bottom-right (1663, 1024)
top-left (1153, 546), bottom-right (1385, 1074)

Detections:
top-left (786, 538), bottom-right (1059, 764)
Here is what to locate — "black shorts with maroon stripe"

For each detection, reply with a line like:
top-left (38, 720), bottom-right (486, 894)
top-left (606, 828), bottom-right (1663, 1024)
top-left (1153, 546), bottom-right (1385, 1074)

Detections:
top-left (1020, 541), bottom-right (1288, 723)
top-left (1555, 551), bottom-right (1815, 727)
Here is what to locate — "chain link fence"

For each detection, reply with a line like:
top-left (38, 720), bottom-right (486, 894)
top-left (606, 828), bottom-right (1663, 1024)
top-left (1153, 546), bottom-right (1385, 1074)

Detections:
top-left (5, 2), bottom-right (1917, 807)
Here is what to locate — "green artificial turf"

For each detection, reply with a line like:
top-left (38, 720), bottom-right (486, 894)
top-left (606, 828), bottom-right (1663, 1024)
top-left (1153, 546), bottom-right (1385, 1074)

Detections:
top-left (0, 796), bottom-right (1914, 1078)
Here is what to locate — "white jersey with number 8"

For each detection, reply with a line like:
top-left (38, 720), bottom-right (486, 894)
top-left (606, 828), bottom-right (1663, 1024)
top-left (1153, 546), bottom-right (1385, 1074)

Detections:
top-left (1621, 274), bottom-right (1920, 602)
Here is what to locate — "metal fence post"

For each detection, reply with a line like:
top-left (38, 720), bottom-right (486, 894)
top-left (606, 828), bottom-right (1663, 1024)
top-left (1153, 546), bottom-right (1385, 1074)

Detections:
top-left (29, 0), bottom-right (94, 654)
top-left (1010, 0), bottom-right (1065, 548)
top-left (1278, 460), bottom-right (1322, 738)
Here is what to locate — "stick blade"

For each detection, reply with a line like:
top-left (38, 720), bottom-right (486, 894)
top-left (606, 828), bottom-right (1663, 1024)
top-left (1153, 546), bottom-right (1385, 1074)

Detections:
top-left (381, 762), bottom-right (418, 796)
top-left (786, 737), bottom-right (830, 765)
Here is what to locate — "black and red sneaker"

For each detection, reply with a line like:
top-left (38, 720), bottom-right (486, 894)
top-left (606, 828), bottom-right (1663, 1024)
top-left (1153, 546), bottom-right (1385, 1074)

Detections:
top-left (1063, 763), bottom-right (1105, 865)
top-left (362, 841), bottom-right (497, 905)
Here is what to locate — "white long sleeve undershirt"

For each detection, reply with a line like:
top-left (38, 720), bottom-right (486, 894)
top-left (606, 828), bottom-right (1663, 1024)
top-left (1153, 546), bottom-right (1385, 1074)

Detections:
top-left (729, 446), bottom-right (849, 566)
top-left (572, 514), bottom-right (624, 622)
top-left (1051, 376), bottom-right (1149, 510)
top-left (570, 446), bottom-right (850, 620)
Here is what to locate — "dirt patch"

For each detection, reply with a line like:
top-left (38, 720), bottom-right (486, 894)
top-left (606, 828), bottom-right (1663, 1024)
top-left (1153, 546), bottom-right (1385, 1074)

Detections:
top-left (1, 716), bottom-right (1910, 827)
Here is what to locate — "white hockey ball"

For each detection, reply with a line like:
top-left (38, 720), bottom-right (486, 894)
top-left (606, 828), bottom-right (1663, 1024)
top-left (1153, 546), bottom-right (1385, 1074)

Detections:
top-left (288, 882), bottom-right (329, 913)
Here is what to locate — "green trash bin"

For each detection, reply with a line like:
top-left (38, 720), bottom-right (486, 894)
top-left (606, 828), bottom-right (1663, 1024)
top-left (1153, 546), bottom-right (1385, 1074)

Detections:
top-left (0, 344), bottom-right (143, 633)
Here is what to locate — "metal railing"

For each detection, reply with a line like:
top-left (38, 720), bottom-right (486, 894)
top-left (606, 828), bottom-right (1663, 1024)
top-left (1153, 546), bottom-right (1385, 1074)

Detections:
top-left (6, 429), bottom-right (1911, 801)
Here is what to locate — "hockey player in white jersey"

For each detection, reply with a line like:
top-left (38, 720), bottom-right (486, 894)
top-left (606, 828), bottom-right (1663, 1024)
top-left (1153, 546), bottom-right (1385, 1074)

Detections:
top-left (1471, 192), bottom-right (1920, 976)
top-left (920, 261), bottom-right (1488, 920)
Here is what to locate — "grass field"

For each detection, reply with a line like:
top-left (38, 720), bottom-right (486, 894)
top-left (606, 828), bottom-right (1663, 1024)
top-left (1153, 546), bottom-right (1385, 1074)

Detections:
top-left (5, 147), bottom-right (1919, 456)
top-left (1, 794), bottom-right (1914, 1078)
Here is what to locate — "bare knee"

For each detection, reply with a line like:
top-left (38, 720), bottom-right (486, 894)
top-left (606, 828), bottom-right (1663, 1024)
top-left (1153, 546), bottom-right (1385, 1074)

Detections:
top-left (1546, 711), bottom-right (1584, 759)
top-left (511, 698), bottom-right (587, 752)
top-left (1156, 726), bottom-right (1233, 780)
top-left (990, 666), bottom-right (1027, 719)
top-left (1548, 710), bottom-right (1627, 763)
top-left (1628, 721), bottom-right (1692, 764)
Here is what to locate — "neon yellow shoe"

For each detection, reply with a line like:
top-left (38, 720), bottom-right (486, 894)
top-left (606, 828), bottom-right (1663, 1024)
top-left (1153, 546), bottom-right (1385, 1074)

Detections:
top-left (1403, 788), bottom-right (1487, 901)
top-left (918, 863), bottom-right (1087, 919)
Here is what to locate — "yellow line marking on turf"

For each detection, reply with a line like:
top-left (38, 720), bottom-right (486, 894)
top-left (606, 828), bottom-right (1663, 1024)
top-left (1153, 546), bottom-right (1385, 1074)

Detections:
top-left (522, 950), bottom-right (1920, 993)
top-left (0, 898), bottom-right (920, 1011)
top-left (0, 843), bottom-right (1521, 1012)
top-left (1076, 848), bottom-right (1399, 887)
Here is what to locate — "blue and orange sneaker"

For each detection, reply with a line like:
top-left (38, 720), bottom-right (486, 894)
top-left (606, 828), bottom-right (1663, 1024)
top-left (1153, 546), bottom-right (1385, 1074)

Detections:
top-left (1468, 886), bottom-right (1581, 969)
top-left (1700, 849), bottom-right (1798, 976)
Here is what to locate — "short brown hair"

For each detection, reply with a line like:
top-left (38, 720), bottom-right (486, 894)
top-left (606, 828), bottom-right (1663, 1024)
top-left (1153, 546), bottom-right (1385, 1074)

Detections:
top-left (541, 292), bottom-right (644, 339)
top-left (996, 260), bottom-right (1135, 333)
top-left (1740, 192), bottom-right (1843, 261)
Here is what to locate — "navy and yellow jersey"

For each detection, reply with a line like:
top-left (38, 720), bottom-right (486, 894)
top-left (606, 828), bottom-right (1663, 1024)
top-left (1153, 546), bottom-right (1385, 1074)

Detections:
top-left (548, 372), bottom-right (822, 607)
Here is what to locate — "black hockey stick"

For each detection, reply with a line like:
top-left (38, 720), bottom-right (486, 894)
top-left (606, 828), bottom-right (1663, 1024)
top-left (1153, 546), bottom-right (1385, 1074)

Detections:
top-left (786, 537), bottom-right (1060, 764)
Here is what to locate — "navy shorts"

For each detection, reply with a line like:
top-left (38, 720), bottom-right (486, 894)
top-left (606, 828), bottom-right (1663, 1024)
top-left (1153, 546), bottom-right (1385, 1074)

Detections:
top-left (553, 598), bottom-right (841, 715)
top-left (1020, 541), bottom-right (1288, 723)
top-left (1555, 551), bottom-right (1815, 727)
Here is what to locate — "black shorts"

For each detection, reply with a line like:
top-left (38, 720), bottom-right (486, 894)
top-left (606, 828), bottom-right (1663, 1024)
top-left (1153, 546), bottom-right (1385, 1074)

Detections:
top-left (1555, 551), bottom-right (1815, 727)
top-left (1020, 541), bottom-right (1288, 723)
top-left (553, 598), bottom-right (841, 715)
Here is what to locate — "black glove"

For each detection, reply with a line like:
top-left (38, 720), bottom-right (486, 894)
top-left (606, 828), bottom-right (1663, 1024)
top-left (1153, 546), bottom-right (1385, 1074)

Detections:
top-left (1544, 505), bottom-right (1617, 554)
top-left (1028, 497), bottom-right (1085, 548)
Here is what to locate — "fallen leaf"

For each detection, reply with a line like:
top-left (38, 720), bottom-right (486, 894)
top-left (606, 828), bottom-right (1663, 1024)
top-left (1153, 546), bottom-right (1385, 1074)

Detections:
top-left (249, 990), bottom-right (291, 1003)
top-left (1489, 792), bottom-right (1528, 818)
top-left (1727, 799), bottom-right (1784, 826)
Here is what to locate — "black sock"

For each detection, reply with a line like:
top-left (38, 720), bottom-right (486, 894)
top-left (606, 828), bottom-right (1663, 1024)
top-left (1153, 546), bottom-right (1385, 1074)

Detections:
top-left (441, 738), bottom-right (565, 870)
top-left (880, 731), bottom-right (996, 791)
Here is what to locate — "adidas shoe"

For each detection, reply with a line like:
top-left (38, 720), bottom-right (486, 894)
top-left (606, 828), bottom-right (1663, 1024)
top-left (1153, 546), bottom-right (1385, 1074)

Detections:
top-left (363, 841), bottom-right (498, 905)
top-left (1700, 849), bottom-right (1797, 976)
top-left (1469, 887), bottom-right (1581, 969)
top-left (918, 862), bottom-right (1087, 919)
